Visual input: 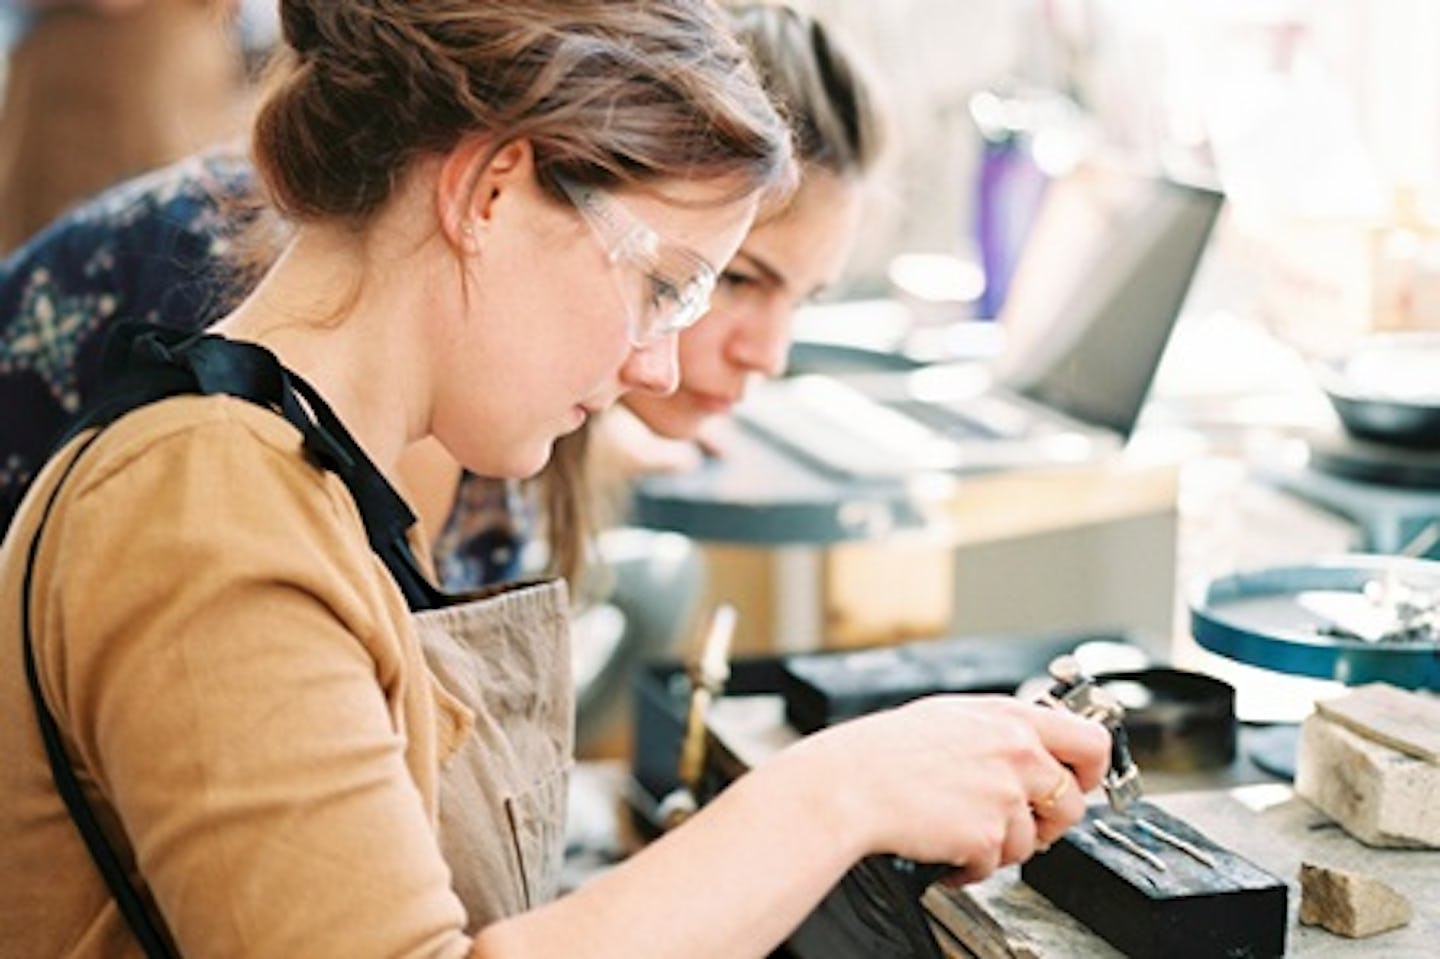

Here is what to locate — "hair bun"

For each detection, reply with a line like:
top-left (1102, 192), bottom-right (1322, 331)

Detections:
top-left (279, 0), bottom-right (325, 58)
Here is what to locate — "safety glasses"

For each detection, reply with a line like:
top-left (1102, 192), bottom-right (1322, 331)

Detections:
top-left (554, 174), bottom-right (718, 346)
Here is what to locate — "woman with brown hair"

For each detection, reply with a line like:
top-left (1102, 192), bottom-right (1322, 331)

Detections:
top-left (0, 3), bottom-right (1108, 957)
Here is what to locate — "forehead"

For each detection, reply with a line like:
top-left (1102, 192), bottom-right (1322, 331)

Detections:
top-left (736, 172), bottom-right (864, 288)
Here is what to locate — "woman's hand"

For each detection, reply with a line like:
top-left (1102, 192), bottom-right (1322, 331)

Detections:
top-left (783, 694), bottom-right (1111, 884)
top-left (591, 406), bottom-right (705, 478)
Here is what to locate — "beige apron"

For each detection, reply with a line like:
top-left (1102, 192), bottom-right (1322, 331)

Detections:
top-left (414, 579), bottom-right (575, 932)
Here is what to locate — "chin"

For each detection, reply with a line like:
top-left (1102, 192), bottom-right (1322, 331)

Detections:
top-left (518, 442), bottom-right (558, 479)
top-left (632, 397), bottom-right (707, 442)
top-left (484, 441), bottom-right (555, 481)
top-left (437, 424), bottom-right (554, 481)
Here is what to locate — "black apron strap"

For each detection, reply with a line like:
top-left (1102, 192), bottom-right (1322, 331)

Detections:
top-left (280, 369), bottom-right (450, 611)
top-left (21, 323), bottom-right (457, 956)
top-left (55, 323), bottom-right (451, 610)
top-left (22, 428), bottom-right (178, 959)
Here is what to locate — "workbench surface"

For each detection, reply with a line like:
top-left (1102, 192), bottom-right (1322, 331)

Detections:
top-left (946, 784), bottom-right (1437, 957)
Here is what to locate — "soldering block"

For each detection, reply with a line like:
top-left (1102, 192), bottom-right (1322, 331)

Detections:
top-left (1021, 802), bottom-right (1287, 959)
top-left (1294, 700), bottom-right (1440, 848)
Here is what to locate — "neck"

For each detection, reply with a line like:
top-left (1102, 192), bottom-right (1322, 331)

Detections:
top-left (213, 223), bottom-right (438, 481)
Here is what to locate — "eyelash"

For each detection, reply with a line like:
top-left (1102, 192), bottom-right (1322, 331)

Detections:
top-left (719, 271), bottom-right (759, 289)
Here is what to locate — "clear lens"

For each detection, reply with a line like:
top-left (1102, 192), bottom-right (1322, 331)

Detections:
top-left (633, 263), bottom-right (716, 345)
top-left (554, 174), bottom-right (717, 346)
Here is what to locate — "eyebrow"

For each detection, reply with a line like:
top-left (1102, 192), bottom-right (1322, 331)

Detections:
top-left (731, 249), bottom-right (831, 301)
top-left (730, 250), bottom-right (788, 291)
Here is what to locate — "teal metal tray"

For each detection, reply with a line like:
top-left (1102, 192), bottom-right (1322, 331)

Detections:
top-left (1190, 555), bottom-right (1440, 690)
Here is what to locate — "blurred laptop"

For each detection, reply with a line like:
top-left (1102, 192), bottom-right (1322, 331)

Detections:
top-left (736, 164), bottom-right (1225, 479)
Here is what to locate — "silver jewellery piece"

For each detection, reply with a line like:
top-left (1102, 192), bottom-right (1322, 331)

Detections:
top-left (1315, 532), bottom-right (1440, 645)
top-left (1133, 817), bottom-right (1218, 869)
top-left (1092, 819), bottom-right (1167, 872)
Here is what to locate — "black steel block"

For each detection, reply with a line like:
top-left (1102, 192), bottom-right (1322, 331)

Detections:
top-left (1021, 802), bottom-right (1287, 959)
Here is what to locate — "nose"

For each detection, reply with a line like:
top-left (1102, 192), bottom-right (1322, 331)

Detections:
top-left (728, 298), bottom-right (792, 379)
top-left (621, 334), bottom-right (681, 396)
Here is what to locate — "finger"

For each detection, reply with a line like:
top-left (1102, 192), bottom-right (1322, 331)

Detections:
top-left (1020, 703), bottom-right (1112, 793)
top-left (1000, 796), bottom-right (1038, 867)
top-left (953, 838), bottom-right (1003, 886)
top-left (1030, 766), bottom-right (1086, 846)
top-left (695, 422), bottom-right (732, 458)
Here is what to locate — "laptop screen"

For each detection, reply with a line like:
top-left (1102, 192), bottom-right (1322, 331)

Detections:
top-left (996, 165), bottom-right (1225, 437)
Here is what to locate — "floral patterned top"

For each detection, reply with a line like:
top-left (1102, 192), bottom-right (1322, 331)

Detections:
top-left (0, 149), bottom-right (521, 589)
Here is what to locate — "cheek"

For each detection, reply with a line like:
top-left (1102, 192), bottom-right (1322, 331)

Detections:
top-left (679, 309), bottom-right (740, 377)
top-left (575, 273), bottom-right (634, 352)
top-left (542, 274), bottom-right (633, 387)
top-left (675, 329), bottom-right (712, 385)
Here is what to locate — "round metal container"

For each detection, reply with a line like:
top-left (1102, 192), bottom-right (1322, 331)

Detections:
top-left (1190, 555), bottom-right (1440, 689)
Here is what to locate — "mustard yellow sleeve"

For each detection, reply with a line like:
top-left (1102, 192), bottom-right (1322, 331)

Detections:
top-left (39, 405), bottom-right (474, 958)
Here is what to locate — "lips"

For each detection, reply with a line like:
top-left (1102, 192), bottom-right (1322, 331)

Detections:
top-left (688, 390), bottom-right (738, 415)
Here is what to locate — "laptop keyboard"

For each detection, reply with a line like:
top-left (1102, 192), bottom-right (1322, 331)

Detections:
top-left (735, 373), bottom-right (1114, 479)
top-left (887, 400), bottom-right (1000, 441)
top-left (737, 377), bottom-right (963, 477)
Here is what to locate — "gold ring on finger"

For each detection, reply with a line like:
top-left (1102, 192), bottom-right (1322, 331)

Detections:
top-left (1035, 772), bottom-right (1069, 810)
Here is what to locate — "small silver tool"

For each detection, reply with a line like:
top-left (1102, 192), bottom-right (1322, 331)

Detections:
top-left (1093, 819), bottom-right (1167, 872)
top-left (1039, 655), bottom-right (1143, 812)
top-left (1134, 817), bottom-right (1217, 868)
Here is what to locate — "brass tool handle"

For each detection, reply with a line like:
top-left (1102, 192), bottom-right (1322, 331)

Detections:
top-left (678, 686), bottom-right (714, 792)
top-left (662, 605), bottom-right (738, 830)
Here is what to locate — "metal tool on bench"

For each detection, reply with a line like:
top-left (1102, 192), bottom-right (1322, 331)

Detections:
top-left (1038, 654), bottom-right (1144, 812)
top-left (656, 604), bottom-right (737, 830)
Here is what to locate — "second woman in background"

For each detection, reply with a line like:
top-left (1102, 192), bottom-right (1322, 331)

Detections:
top-left (601, 1), bottom-right (887, 470)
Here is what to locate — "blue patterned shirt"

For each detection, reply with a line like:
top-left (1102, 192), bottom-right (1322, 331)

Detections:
top-left (0, 150), bottom-right (520, 589)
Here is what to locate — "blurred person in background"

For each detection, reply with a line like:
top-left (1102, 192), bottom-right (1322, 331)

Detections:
top-left (0, 0), bottom-right (246, 255)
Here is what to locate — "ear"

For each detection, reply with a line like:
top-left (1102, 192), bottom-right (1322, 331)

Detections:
top-left (435, 137), bottom-right (536, 252)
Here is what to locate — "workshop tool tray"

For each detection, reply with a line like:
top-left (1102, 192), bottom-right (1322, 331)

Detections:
top-left (1190, 555), bottom-right (1440, 689)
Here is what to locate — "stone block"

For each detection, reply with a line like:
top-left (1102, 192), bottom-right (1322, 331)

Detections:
top-left (1021, 802), bottom-right (1288, 959)
top-left (1298, 862), bottom-right (1413, 938)
top-left (1294, 712), bottom-right (1440, 848)
top-left (1315, 683), bottom-right (1440, 762)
